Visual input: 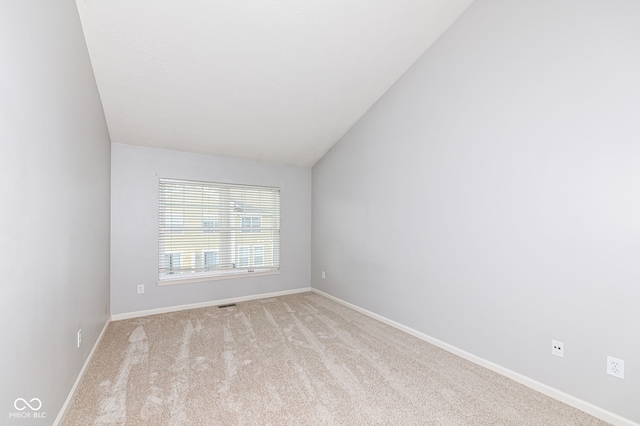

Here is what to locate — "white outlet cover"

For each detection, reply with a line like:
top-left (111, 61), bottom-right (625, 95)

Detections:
top-left (607, 356), bottom-right (625, 379)
top-left (137, 285), bottom-right (145, 294)
top-left (551, 340), bottom-right (564, 358)
top-left (77, 329), bottom-right (82, 348)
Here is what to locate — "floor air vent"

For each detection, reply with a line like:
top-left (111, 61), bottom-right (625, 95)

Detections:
top-left (218, 303), bottom-right (237, 309)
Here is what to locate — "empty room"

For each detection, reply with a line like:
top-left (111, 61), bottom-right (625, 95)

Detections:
top-left (1, 0), bottom-right (638, 424)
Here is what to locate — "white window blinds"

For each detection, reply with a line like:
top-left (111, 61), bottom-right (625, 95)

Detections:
top-left (159, 178), bottom-right (280, 282)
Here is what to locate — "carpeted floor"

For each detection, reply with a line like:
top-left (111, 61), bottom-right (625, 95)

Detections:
top-left (63, 292), bottom-right (608, 425)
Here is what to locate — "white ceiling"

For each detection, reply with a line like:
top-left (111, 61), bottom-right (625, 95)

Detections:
top-left (76, 0), bottom-right (473, 167)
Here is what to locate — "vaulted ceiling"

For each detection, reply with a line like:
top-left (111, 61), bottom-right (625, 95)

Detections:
top-left (76, 0), bottom-right (474, 167)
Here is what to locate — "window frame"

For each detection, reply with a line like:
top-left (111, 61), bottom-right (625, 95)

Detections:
top-left (158, 178), bottom-right (280, 285)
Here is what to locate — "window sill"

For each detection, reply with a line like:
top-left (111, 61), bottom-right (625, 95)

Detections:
top-left (157, 269), bottom-right (280, 286)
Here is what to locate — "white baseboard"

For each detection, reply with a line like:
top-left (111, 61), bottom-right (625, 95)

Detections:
top-left (53, 318), bottom-right (111, 426)
top-left (310, 288), bottom-right (637, 426)
top-left (110, 287), bottom-right (312, 321)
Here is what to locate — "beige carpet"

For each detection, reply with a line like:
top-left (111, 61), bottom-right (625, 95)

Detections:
top-left (63, 292), bottom-right (608, 425)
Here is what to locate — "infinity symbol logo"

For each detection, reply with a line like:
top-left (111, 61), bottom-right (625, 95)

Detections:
top-left (14, 398), bottom-right (42, 411)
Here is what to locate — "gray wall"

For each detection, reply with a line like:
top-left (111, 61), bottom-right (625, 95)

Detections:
top-left (0, 1), bottom-right (111, 423)
top-left (111, 143), bottom-right (311, 315)
top-left (312, 0), bottom-right (640, 421)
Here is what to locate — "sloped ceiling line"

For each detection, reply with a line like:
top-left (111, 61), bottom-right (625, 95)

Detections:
top-left (76, 0), bottom-right (474, 167)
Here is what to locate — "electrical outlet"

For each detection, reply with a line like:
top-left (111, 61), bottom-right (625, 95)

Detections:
top-left (77, 329), bottom-right (82, 348)
top-left (551, 340), bottom-right (564, 358)
top-left (607, 356), bottom-right (625, 379)
top-left (321, 271), bottom-right (326, 279)
top-left (137, 285), bottom-right (144, 294)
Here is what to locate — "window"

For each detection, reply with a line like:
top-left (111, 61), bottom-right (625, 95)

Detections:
top-left (202, 216), bottom-right (219, 233)
top-left (159, 178), bottom-right (280, 283)
top-left (203, 250), bottom-right (219, 271)
top-left (253, 246), bottom-right (264, 266)
top-left (163, 252), bottom-right (182, 275)
top-left (241, 216), bottom-right (261, 233)
top-left (237, 246), bottom-right (249, 268)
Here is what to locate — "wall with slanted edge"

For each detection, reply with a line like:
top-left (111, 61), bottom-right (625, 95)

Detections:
top-left (0, 0), bottom-right (111, 422)
top-left (312, 0), bottom-right (640, 422)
